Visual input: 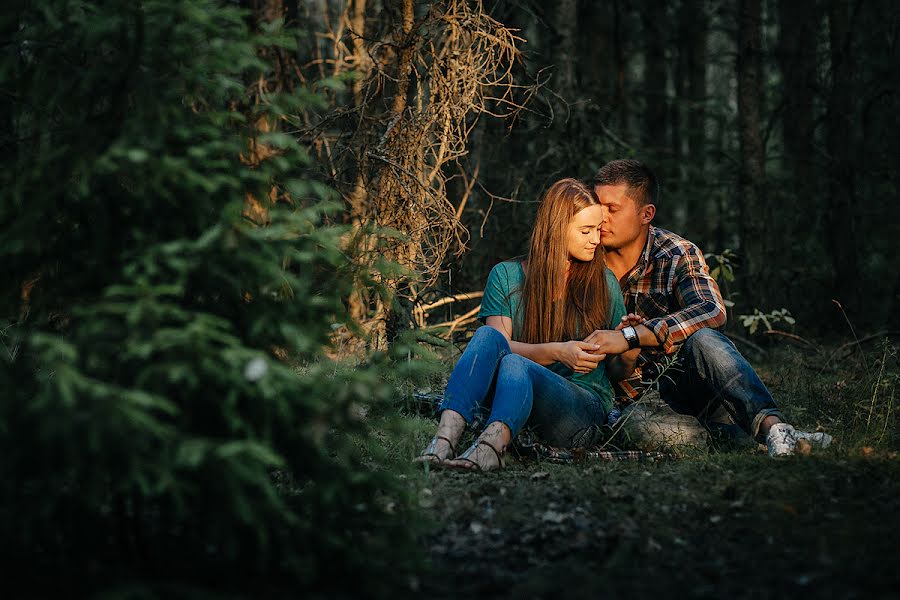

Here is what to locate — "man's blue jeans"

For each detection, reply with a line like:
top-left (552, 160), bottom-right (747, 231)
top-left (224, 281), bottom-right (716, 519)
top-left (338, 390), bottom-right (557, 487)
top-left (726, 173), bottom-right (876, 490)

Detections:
top-left (439, 326), bottom-right (607, 448)
top-left (658, 328), bottom-right (783, 442)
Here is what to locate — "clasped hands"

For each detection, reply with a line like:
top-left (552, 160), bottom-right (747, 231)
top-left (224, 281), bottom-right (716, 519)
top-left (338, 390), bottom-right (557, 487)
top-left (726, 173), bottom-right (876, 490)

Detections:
top-left (557, 313), bottom-right (644, 374)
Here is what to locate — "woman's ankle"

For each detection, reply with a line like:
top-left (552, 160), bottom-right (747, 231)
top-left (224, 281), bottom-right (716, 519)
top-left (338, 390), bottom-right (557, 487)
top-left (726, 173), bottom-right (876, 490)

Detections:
top-left (435, 409), bottom-right (467, 447)
top-left (478, 420), bottom-right (512, 453)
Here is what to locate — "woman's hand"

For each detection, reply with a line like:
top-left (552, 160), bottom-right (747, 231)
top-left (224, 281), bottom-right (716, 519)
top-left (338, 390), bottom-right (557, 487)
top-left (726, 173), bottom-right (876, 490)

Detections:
top-left (556, 340), bottom-right (605, 374)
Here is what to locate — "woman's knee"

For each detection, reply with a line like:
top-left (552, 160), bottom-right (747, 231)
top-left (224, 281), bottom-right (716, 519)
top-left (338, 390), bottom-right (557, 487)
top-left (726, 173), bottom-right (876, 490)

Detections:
top-left (496, 353), bottom-right (533, 382)
top-left (471, 325), bottom-right (509, 349)
top-left (499, 352), bottom-right (528, 369)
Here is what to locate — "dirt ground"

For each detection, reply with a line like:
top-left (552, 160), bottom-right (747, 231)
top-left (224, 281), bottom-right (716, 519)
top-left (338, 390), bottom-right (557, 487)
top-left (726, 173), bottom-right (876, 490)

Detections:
top-left (414, 453), bottom-right (900, 599)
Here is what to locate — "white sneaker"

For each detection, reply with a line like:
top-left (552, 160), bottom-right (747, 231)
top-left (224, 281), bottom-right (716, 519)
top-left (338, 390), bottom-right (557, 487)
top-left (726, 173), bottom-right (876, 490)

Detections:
top-left (766, 423), bottom-right (797, 456)
top-left (766, 423), bottom-right (834, 457)
top-left (796, 429), bottom-right (834, 448)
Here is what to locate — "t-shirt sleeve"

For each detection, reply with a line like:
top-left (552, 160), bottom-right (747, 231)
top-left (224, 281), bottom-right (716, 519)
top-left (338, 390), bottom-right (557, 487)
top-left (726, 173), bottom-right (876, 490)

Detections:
top-left (605, 268), bottom-right (627, 328)
top-left (478, 263), bottom-right (514, 319)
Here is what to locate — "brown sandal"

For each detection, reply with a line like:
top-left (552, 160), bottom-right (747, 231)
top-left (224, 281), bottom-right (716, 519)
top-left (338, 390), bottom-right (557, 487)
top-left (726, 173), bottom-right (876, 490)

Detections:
top-left (414, 435), bottom-right (456, 464)
top-left (446, 440), bottom-right (504, 472)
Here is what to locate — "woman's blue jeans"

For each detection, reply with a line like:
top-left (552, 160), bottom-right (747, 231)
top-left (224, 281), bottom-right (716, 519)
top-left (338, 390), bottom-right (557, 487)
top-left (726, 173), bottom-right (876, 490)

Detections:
top-left (439, 326), bottom-right (607, 448)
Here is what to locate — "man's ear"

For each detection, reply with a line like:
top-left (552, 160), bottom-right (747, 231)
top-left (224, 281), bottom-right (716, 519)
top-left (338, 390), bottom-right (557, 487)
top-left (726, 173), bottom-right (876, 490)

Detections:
top-left (641, 203), bottom-right (656, 225)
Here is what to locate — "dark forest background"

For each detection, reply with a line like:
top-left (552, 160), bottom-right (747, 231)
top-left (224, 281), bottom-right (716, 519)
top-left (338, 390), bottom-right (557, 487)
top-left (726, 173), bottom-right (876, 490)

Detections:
top-left (283, 0), bottom-right (899, 340)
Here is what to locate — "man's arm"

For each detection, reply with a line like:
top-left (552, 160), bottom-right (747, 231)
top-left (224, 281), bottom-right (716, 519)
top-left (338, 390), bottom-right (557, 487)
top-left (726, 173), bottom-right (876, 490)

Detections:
top-left (641, 247), bottom-right (726, 353)
top-left (585, 247), bottom-right (726, 355)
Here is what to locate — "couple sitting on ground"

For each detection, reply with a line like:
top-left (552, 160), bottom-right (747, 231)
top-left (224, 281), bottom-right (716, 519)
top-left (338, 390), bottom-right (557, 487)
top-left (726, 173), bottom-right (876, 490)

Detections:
top-left (416, 159), bottom-right (833, 471)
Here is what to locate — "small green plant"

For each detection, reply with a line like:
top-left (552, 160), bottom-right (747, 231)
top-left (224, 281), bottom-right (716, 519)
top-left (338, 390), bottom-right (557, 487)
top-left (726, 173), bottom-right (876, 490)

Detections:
top-left (861, 339), bottom-right (898, 446)
top-left (739, 308), bottom-right (796, 334)
top-left (707, 249), bottom-right (737, 308)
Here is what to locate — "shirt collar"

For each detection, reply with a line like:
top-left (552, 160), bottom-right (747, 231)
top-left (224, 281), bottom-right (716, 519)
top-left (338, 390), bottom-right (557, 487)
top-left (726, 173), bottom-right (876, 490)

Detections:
top-left (638, 226), bottom-right (655, 270)
top-left (622, 226), bottom-right (656, 287)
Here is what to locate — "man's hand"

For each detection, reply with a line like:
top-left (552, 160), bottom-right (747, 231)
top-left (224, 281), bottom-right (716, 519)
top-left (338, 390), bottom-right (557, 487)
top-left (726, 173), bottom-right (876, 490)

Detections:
top-left (616, 313), bottom-right (646, 331)
top-left (583, 329), bottom-right (630, 355)
top-left (556, 341), bottom-right (606, 374)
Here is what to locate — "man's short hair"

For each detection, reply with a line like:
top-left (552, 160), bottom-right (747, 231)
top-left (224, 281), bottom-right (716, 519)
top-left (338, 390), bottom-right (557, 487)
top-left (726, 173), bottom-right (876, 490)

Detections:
top-left (592, 159), bottom-right (659, 207)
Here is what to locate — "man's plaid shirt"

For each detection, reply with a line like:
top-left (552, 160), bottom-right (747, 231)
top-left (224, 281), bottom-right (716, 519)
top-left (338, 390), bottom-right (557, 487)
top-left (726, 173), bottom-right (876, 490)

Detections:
top-left (616, 226), bottom-right (727, 400)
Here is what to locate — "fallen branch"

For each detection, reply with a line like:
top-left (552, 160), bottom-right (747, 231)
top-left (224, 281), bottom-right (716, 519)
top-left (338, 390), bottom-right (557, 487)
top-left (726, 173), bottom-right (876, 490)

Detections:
top-left (429, 304), bottom-right (481, 335)
top-left (412, 291), bottom-right (483, 328)
top-left (818, 330), bottom-right (900, 377)
top-left (419, 290), bottom-right (483, 312)
top-left (728, 334), bottom-right (767, 356)
top-left (834, 330), bottom-right (899, 355)
top-left (763, 329), bottom-right (822, 353)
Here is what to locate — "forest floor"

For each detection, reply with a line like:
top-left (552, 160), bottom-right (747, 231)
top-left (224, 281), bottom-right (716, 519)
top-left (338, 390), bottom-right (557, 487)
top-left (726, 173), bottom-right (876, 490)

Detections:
top-left (378, 340), bottom-right (900, 599)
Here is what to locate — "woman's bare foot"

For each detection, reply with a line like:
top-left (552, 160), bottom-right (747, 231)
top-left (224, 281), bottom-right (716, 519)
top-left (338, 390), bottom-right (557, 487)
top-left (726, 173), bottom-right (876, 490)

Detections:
top-left (414, 435), bottom-right (456, 464)
top-left (446, 421), bottom-right (510, 471)
top-left (414, 409), bottom-right (466, 464)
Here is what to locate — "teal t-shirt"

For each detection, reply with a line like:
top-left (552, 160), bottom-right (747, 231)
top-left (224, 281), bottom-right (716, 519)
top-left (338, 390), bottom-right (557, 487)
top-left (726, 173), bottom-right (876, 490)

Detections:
top-left (477, 260), bottom-right (627, 413)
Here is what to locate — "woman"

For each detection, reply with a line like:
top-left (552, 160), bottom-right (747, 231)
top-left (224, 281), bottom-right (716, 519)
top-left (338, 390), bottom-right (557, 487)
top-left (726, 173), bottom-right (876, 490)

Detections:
top-left (416, 178), bottom-right (640, 471)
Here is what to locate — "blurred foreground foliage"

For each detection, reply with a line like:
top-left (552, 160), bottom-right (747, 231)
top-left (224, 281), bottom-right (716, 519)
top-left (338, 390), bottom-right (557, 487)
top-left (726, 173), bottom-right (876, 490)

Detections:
top-left (0, 0), bottom-right (422, 594)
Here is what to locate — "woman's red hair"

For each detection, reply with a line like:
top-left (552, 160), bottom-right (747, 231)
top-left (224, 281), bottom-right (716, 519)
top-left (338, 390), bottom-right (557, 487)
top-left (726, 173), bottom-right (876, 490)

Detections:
top-left (518, 178), bottom-right (610, 344)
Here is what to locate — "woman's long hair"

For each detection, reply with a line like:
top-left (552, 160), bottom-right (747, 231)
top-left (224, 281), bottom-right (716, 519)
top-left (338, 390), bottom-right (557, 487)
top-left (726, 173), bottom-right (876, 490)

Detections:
top-left (518, 178), bottom-right (611, 344)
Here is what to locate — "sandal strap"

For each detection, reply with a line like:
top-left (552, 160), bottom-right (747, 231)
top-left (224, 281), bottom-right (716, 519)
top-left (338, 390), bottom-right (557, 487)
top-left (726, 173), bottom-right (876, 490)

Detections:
top-left (423, 435), bottom-right (455, 457)
top-left (477, 440), bottom-right (504, 468)
top-left (458, 440), bottom-right (504, 471)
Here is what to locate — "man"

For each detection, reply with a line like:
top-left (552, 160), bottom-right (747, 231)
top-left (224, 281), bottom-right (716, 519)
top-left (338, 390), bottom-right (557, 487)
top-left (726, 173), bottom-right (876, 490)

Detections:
top-left (584, 159), bottom-right (832, 456)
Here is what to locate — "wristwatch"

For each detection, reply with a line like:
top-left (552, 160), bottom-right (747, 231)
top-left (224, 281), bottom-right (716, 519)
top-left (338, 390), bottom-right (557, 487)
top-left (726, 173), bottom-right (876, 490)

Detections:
top-left (621, 326), bottom-right (640, 350)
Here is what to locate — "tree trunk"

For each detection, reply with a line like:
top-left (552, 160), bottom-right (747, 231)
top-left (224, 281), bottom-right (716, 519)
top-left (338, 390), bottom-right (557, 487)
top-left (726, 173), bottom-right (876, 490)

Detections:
top-left (777, 0), bottom-right (819, 199)
top-left (673, 1), bottom-right (687, 172)
top-left (554, 0), bottom-right (579, 107)
top-left (686, 0), bottom-right (708, 170)
top-left (613, 0), bottom-right (629, 135)
top-left (737, 0), bottom-right (768, 309)
top-left (825, 0), bottom-right (860, 312)
top-left (578, 0), bottom-right (613, 118)
top-left (345, 0), bottom-right (373, 325)
top-left (776, 0), bottom-right (821, 311)
top-left (683, 0), bottom-right (710, 245)
top-left (391, 0), bottom-right (415, 115)
top-left (241, 0), bottom-right (286, 225)
top-left (641, 0), bottom-right (668, 160)
top-left (368, 0), bottom-right (418, 348)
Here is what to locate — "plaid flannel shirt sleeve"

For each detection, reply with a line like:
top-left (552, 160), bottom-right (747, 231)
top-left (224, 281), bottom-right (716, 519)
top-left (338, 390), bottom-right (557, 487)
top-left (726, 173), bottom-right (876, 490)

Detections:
top-left (643, 247), bottom-right (727, 353)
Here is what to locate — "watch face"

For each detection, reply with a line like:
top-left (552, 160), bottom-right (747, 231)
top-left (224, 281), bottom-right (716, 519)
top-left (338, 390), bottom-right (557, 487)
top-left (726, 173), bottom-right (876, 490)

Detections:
top-left (623, 327), bottom-right (639, 349)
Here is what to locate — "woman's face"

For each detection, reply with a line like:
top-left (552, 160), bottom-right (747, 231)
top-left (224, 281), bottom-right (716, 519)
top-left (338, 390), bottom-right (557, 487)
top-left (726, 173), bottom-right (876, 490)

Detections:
top-left (566, 204), bottom-right (605, 262)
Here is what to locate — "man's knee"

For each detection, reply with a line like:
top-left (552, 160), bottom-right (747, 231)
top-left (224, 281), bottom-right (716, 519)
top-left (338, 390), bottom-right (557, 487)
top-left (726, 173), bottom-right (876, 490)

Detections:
top-left (683, 327), bottom-right (730, 354)
top-left (683, 327), bottom-right (734, 357)
top-left (681, 328), bottom-right (746, 373)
